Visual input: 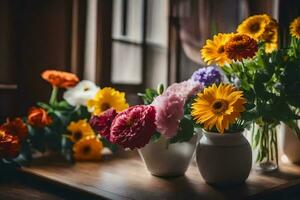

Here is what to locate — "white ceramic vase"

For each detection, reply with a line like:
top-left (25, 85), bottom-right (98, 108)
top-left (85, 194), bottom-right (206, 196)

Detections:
top-left (138, 134), bottom-right (199, 177)
top-left (196, 130), bottom-right (252, 185)
top-left (279, 121), bottom-right (300, 163)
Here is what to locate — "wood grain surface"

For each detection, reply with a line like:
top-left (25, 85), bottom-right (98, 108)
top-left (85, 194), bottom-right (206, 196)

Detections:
top-left (18, 150), bottom-right (300, 200)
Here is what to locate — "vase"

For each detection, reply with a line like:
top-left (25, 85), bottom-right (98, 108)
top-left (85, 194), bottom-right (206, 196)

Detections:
top-left (279, 121), bottom-right (300, 163)
top-left (138, 133), bottom-right (199, 177)
top-left (251, 123), bottom-right (278, 172)
top-left (196, 130), bottom-right (252, 185)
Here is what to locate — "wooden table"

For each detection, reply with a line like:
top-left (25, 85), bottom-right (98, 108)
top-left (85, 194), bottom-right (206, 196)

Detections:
top-left (15, 150), bottom-right (300, 200)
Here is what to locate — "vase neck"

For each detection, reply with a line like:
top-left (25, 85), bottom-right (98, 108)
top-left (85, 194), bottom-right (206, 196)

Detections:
top-left (202, 131), bottom-right (247, 146)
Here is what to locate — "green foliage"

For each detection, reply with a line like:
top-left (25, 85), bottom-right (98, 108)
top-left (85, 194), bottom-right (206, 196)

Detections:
top-left (223, 38), bottom-right (300, 163)
top-left (100, 137), bottom-right (118, 153)
top-left (138, 83), bottom-right (165, 105)
top-left (150, 132), bottom-right (161, 143)
top-left (168, 116), bottom-right (194, 144)
top-left (23, 92), bottom-right (93, 162)
top-left (138, 88), bottom-right (159, 105)
top-left (27, 102), bottom-right (91, 151)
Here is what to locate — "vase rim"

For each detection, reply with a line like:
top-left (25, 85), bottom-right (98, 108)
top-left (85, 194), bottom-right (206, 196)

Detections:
top-left (201, 129), bottom-right (247, 146)
top-left (202, 129), bottom-right (244, 136)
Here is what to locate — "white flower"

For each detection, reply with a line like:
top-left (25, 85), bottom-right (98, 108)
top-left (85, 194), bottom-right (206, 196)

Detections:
top-left (63, 80), bottom-right (99, 107)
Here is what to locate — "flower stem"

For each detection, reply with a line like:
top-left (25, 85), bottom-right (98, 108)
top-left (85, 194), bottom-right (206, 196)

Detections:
top-left (49, 86), bottom-right (58, 106)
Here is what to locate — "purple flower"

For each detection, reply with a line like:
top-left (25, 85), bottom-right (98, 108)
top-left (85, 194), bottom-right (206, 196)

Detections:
top-left (191, 66), bottom-right (223, 87)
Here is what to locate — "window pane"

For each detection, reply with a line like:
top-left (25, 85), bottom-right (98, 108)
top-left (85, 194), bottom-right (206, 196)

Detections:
top-left (111, 42), bottom-right (142, 84)
top-left (112, 0), bottom-right (143, 43)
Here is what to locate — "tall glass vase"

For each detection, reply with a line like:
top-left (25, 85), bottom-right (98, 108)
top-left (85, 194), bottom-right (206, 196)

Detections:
top-left (251, 123), bottom-right (278, 172)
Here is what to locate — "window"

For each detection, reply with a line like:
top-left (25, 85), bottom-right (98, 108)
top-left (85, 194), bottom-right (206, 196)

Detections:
top-left (95, 0), bottom-right (168, 104)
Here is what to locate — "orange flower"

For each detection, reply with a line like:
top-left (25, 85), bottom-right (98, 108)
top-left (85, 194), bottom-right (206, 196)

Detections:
top-left (41, 70), bottom-right (79, 88)
top-left (1, 118), bottom-right (28, 141)
top-left (224, 34), bottom-right (258, 61)
top-left (0, 130), bottom-right (20, 159)
top-left (28, 107), bottom-right (53, 128)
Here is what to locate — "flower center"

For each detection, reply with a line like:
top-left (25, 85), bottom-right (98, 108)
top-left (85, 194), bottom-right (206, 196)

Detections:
top-left (0, 130), bottom-right (5, 139)
top-left (217, 45), bottom-right (225, 53)
top-left (83, 87), bottom-right (90, 91)
top-left (73, 131), bottom-right (82, 141)
top-left (212, 99), bottom-right (228, 114)
top-left (82, 145), bottom-right (91, 155)
top-left (296, 24), bottom-right (300, 34)
top-left (264, 32), bottom-right (274, 42)
top-left (250, 23), bottom-right (260, 33)
top-left (101, 103), bottom-right (111, 111)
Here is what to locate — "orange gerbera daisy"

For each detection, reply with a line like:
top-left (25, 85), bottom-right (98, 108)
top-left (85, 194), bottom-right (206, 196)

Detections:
top-left (0, 130), bottom-right (20, 159)
top-left (1, 118), bottom-right (28, 140)
top-left (41, 70), bottom-right (79, 88)
top-left (27, 107), bottom-right (53, 128)
top-left (224, 34), bottom-right (258, 61)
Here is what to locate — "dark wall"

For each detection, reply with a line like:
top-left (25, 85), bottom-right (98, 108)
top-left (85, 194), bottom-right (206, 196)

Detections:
top-left (0, 0), bottom-right (82, 121)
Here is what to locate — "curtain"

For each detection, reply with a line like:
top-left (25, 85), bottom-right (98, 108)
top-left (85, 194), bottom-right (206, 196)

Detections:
top-left (177, 0), bottom-right (280, 66)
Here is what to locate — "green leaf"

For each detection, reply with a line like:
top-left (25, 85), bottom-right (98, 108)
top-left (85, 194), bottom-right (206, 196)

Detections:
top-left (168, 117), bottom-right (194, 144)
top-left (150, 132), bottom-right (161, 143)
top-left (55, 100), bottom-right (74, 110)
top-left (138, 88), bottom-right (159, 105)
top-left (243, 88), bottom-right (255, 104)
top-left (100, 137), bottom-right (118, 153)
top-left (241, 110), bottom-right (258, 122)
top-left (37, 102), bottom-right (53, 111)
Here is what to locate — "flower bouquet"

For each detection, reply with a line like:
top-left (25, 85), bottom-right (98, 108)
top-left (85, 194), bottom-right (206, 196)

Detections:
top-left (192, 83), bottom-right (252, 185)
top-left (24, 70), bottom-right (106, 162)
top-left (90, 79), bottom-right (205, 176)
top-left (200, 14), bottom-right (300, 172)
top-left (0, 69), bottom-right (125, 164)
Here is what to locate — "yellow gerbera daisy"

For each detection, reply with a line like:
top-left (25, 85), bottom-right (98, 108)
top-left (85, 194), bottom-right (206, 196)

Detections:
top-left (67, 119), bottom-right (94, 142)
top-left (201, 33), bottom-right (234, 66)
top-left (73, 135), bottom-right (103, 161)
top-left (191, 84), bottom-right (246, 133)
top-left (237, 14), bottom-right (271, 40)
top-left (238, 15), bottom-right (278, 53)
top-left (263, 28), bottom-right (278, 53)
top-left (261, 19), bottom-right (278, 53)
top-left (290, 17), bottom-right (300, 39)
top-left (87, 87), bottom-right (129, 115)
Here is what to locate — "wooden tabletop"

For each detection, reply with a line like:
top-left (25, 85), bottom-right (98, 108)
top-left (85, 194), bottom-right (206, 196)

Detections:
top-left (18, 151), bottom-right (300, 200)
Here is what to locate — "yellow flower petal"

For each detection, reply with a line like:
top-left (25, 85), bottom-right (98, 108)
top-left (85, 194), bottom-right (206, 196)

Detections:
top-left (200, 33), bottom-right (234, 67)
top-left (191, 84), bottom-right (246, 133)
top-left (87, 87), bottom-right (129, 115)
top-left (73, 135), bottom-right (103, 161)
top-left (67, 119), bottom-right (94, 142)
top-left (290, 17), bottom-right (300, 39)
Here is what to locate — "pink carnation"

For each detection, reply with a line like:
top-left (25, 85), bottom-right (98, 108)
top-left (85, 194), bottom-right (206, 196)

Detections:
top-left (152, 94), bottom-right (184, 138)
top-left (89, 108), bottom-right (117, 141)
top-left (110, 105), bottom-right (156, 149)
top-left (165, 80), bottom-right (202, 102)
